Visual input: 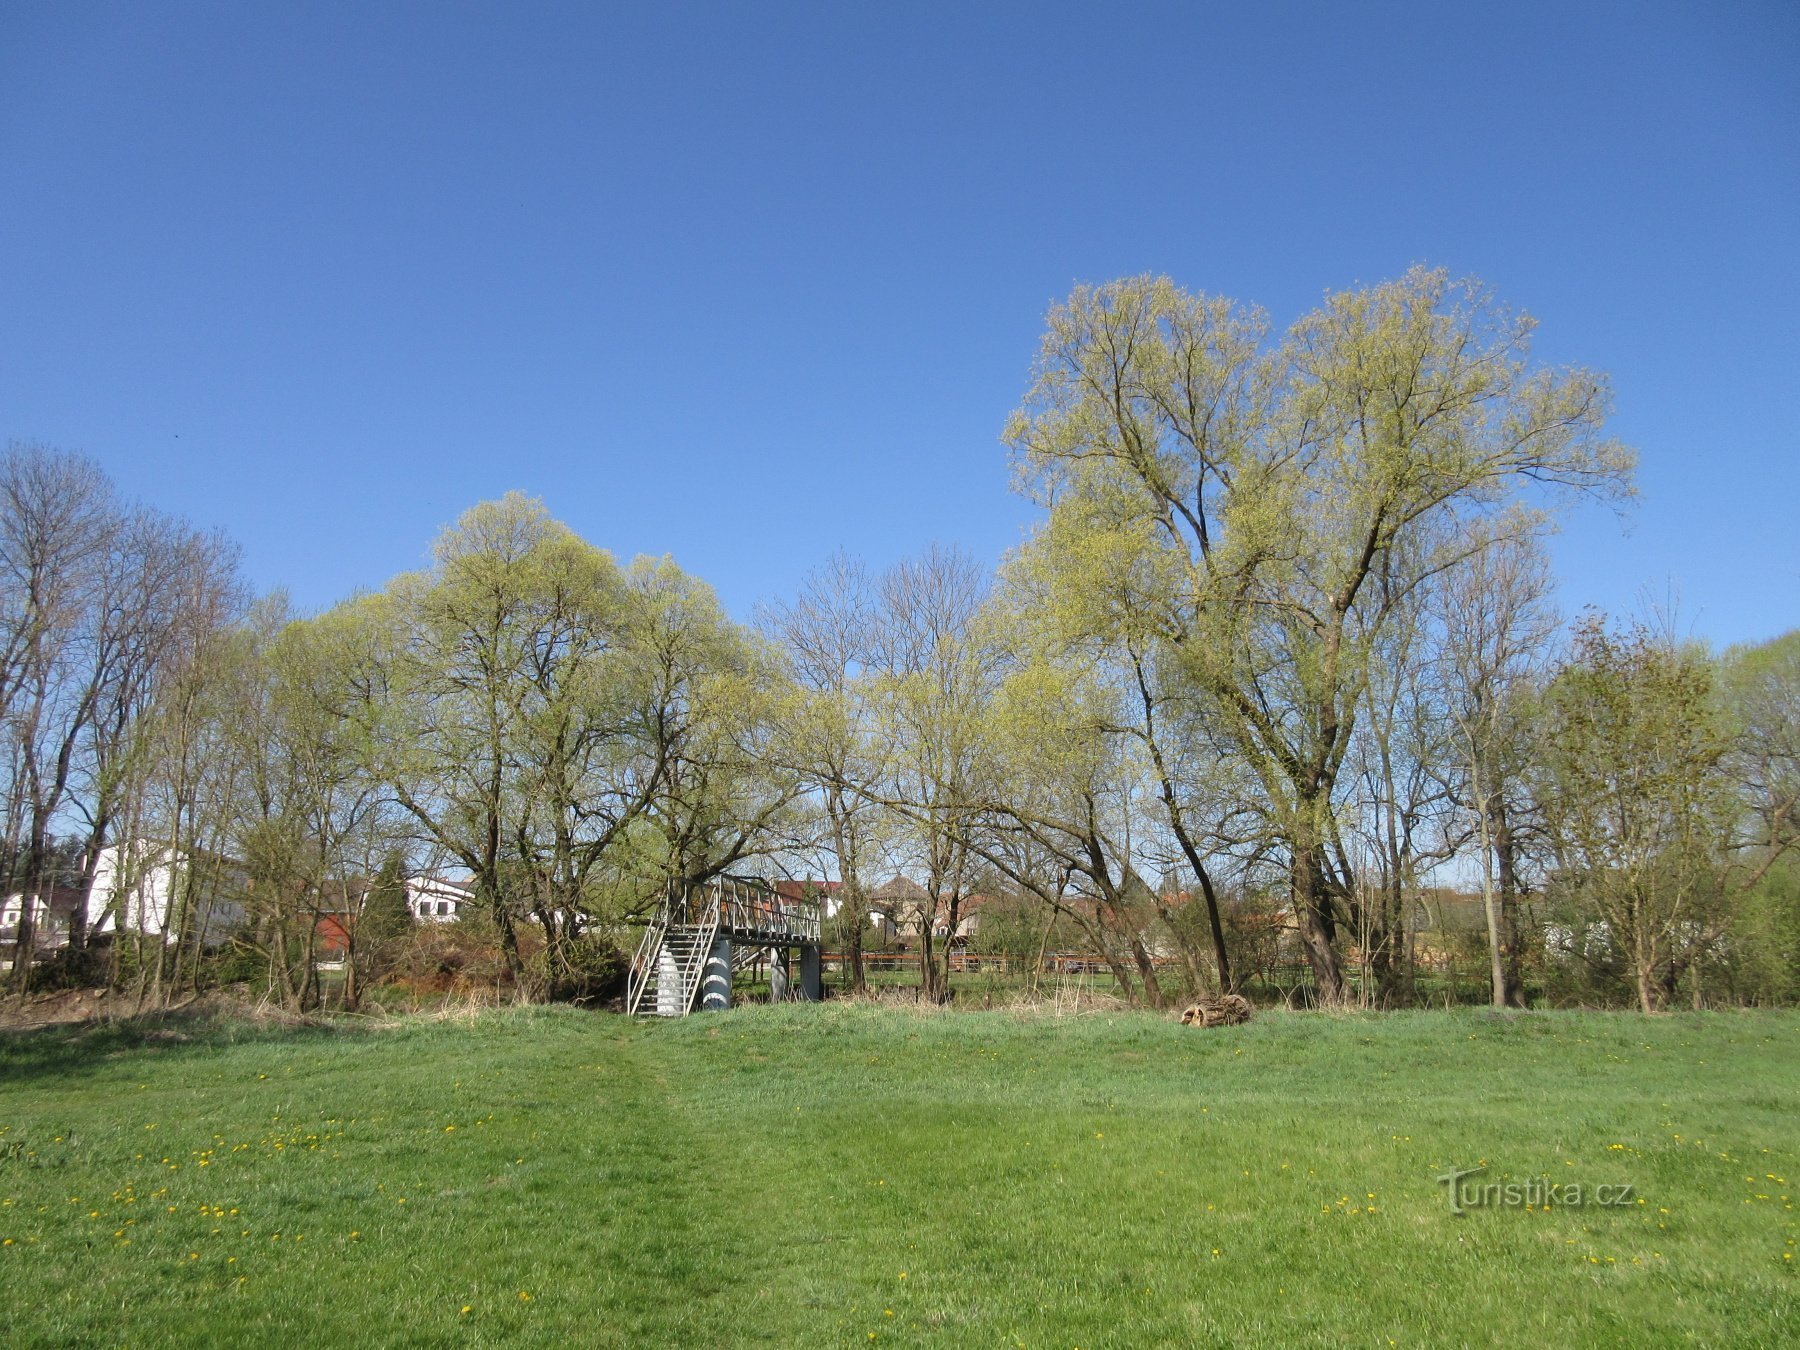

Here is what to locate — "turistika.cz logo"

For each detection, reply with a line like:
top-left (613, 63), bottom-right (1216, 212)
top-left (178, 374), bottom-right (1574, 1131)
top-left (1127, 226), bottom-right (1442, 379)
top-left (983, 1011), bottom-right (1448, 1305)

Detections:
top-left (1436, 1164), bottom-right (1640, 1216)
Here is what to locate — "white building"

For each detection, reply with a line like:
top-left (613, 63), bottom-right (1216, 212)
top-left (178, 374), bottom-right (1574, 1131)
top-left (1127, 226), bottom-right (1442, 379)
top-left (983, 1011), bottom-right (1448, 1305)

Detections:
top-left (89, 842), bottom-right (179, 936)
top-left (89, 842), bottom-right (243, 942)
top-left (2, 842), bottom-right (246, 954)
top-left (406, 875), bottom-right (474, 922)
top-left (0, 885), bottom-right (84, 952)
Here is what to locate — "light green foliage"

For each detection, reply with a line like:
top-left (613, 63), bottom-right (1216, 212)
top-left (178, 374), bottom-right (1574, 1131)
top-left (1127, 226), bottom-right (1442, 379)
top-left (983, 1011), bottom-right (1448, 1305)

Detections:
top-left (1537, 617), bottom-right (1735, 1012)
top-left (293, 493), bottom-right (791, 981)
top-left (1727, 857), bottom-right (1800, 1005)
top-left (1706, 631), bottom-right (1800, 1002)
top-left (1005, 268), bottom-right (1635, 1000)
top-left (1720, 629), bottom-right (1800, 861)
top-left (624, 553), bottom-right (804, 894)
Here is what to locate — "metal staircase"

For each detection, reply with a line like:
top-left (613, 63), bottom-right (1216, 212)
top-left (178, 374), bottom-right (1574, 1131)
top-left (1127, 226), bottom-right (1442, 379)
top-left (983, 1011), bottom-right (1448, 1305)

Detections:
top-left (626, 889), bottom-right (720, 1017)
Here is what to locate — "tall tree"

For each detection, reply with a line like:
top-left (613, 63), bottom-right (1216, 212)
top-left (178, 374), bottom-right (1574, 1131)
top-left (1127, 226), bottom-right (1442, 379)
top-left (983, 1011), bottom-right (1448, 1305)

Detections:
top-left (761, 552), bottom-right (884, 991)
top-left (330, 494), bottom-right (654, 982)
top-left (964, 649), bottom-right (1177, 1007)
top-left (868, 545), bottom-right (997, 1003)
top-left (1433, 526), bottom-right (1557, 1007)
top-left (1719, 630), bottom-right (1800, 878)
top-left (626, 555), bottom-right (803, 907)
top-left (69, 508), bottom-right (241, 955)
top-left (1537, 616), bottom-right (1731, 1013)
top-left (1004, 268), bottom-right (1634, 1003)
top-left (0, 445), bottom-right (241, 987)
top-left (0, 445), bottom-right (117, 985)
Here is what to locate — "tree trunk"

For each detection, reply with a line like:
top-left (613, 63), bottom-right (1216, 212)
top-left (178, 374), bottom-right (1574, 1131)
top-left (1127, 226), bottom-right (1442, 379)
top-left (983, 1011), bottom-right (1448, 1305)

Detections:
top-left (936, 895), bottom-right (961, 998)
top-left (1633, 919), bottom-right (1658, 1015)
top-left (1128, 934), bottom-right (1165, 1008)
top-left (1635, 963), bottom-right (1657, 1016)
top-left (846, 917), bottom-right (865, 994)
top-left (1292, 843), bottom-right (1347, 1005)
top-left (1367, 877), bottom-right (1409, 1008)
top-left (1474, 778), bottom-right (1508, 1010)
top-left (1492, 809), bottom-right (1529, 1007)
top-left (918, 926), bottom-right (941, 1003)
top-left (828, 811), bottom-right (866, 993)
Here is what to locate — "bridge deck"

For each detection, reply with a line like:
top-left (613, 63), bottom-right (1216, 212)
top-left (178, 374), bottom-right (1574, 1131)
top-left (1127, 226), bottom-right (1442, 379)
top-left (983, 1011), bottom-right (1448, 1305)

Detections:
top-left (666, 877), bottom-right (822, 947)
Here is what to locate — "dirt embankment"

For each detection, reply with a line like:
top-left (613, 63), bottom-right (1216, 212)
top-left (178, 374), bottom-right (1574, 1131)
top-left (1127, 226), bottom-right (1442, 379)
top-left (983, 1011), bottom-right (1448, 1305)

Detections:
top-left (0, 986), bottom-right (266, 1030)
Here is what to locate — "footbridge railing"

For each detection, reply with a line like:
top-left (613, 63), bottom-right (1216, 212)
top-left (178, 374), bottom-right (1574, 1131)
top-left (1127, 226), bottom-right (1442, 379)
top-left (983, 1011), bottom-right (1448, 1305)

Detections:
top-left (665, 876), bottom-right (821, 945)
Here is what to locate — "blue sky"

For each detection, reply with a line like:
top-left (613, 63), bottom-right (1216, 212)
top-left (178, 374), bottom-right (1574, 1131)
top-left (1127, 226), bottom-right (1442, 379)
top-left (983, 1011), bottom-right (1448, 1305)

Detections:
top-left (3, 0), bottom-right (1796, 647)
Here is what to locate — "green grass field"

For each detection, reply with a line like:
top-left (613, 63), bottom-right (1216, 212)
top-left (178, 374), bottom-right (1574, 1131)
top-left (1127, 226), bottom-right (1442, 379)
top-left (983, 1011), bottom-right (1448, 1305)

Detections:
top-left (2, 1004), bottom-right (1795, 1347)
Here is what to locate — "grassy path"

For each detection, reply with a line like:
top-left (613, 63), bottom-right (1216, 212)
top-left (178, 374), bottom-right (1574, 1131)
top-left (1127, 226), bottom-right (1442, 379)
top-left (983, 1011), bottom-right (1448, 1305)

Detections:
top-left (1, 1006), bottom-right (1796, 1346)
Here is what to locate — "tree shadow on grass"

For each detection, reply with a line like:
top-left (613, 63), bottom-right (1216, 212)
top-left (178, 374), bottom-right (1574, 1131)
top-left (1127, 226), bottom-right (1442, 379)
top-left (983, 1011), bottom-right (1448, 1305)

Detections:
top-left (0, 1009), bottom-right (378, 1087)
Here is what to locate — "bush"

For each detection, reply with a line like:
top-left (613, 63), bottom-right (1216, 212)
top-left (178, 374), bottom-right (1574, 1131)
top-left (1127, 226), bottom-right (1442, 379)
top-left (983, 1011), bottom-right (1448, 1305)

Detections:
top-left (25, 940), bottom-right (112, 991)
top-left (530, 933), bottom-right (628, 1005)
top-left (382, 921), bottom-right (518, 1002)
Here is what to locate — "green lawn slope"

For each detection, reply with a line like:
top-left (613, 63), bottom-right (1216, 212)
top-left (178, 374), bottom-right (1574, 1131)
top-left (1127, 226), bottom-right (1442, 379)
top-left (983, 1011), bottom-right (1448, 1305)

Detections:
top-left (2, 1005), bottom-right (1794, 1346)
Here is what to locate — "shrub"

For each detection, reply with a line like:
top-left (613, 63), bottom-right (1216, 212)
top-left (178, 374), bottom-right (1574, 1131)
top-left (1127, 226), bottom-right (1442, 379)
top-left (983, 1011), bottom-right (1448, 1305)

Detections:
top-left (530, 933), bottom-right (628, 1005)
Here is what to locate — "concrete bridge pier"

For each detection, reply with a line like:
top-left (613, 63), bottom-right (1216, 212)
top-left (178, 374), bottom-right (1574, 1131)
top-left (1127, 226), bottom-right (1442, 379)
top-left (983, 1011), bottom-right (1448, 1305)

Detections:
top-left (769, 952), bottom-right (790, 1002)
top-left (700, 937), bottom-right (732, 1010)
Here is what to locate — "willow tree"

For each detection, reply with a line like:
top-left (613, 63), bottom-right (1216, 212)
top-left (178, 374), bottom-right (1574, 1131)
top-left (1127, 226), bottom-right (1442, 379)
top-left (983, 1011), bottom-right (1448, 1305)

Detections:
top-left (321, 494), bottom-right (779, 990)
top-left (964, 648), bottom-right (1182, 1007)
top-left (327, 494), bottom-right (664, 983)
top-left (624, 555), bottom-right (804, 905)
top-left (1005, 268), bottom-right (1633, 1003)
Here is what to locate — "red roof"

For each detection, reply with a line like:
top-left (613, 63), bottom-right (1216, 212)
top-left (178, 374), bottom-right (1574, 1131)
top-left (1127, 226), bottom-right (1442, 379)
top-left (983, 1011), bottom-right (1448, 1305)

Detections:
top-left (773, 879), bottom-right (841, 901)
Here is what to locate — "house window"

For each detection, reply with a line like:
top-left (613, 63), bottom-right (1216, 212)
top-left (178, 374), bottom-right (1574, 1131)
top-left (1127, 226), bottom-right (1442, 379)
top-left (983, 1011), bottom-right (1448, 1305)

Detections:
top-left (437, 901), bottom-right (452, 916)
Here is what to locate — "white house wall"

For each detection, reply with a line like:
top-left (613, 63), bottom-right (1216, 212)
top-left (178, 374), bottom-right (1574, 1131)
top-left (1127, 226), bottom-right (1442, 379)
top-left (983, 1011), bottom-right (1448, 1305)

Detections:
top-left (405, 876), bottom-right (472, 922)
top-left (90, 844), bottom-right (178, 936)
top-left (89, 844), bottom-right (243, 942)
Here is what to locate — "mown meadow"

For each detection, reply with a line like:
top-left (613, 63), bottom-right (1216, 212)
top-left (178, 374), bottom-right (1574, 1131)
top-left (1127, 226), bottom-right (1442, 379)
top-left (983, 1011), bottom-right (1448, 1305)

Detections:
top-left (1, 1005), bottom-right (1795, 1347)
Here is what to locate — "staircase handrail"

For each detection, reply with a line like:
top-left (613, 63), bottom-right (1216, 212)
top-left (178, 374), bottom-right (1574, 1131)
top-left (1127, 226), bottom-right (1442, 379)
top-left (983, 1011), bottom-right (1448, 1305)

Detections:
top-left (626, 912), bottom-right (665, 1015)
top-left (678, 886), bottom-right (722, 1013)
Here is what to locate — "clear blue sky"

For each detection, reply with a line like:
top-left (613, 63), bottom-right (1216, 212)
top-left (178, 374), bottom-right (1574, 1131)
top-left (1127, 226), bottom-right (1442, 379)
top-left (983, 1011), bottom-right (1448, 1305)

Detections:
top-left (3, 0), bottom-right (1796, 647)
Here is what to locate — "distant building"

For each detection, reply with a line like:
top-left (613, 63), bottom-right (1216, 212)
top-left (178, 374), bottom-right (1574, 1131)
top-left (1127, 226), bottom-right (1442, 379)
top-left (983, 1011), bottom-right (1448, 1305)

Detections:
top-left (0, 885), bottom-right (86, 952)
top-left (2, 842), bottom-right (248, 956)
top-left (773, 878), bottom-right (843, 918)
top-left (864, 876), bottom-right (984, 942)
top-left (89, 842), bottom-right (245, 944)
top-left (405, 875), bottom-right (475, 922)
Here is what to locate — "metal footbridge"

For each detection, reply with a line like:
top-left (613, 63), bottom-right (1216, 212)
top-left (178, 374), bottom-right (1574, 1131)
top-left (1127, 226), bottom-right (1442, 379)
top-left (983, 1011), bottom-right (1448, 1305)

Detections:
top-left (626, 876), bottom-right (824, 1017)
